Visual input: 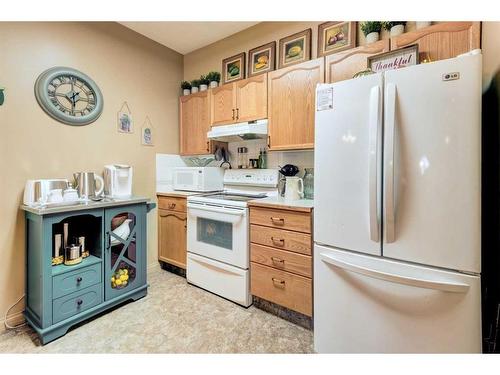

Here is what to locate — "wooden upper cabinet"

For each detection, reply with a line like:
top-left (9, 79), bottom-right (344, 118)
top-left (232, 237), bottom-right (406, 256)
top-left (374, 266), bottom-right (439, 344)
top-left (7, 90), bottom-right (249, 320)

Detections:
top-left (235, 74), bottom-right (268, 122)
top-left (210, 84), bottom-right (236, 126)
top-left (326, 40), bottom-right (390, 83)
top-left (179, 91), bottom-right (211, 155)
top-left (211, 74), bottom-right (268, 126)
top-left (391, 22), bottom-right (481, 62)
top-left (267, 58), bottom-right (324, 151)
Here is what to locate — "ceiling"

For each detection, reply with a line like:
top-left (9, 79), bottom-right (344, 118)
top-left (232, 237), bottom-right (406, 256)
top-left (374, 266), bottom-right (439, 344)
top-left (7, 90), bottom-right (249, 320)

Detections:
top-left (120, 22), bottom-right (259, 55)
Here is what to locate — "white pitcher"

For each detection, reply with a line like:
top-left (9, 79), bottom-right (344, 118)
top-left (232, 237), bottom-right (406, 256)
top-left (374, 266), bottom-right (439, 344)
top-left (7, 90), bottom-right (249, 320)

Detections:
top-left (284, 176), bottom-right (304, 201)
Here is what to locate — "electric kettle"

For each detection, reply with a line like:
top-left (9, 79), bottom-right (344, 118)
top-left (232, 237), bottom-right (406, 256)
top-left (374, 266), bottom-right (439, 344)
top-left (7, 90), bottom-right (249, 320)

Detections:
top-left (73, 172), bottom-right (104, 199)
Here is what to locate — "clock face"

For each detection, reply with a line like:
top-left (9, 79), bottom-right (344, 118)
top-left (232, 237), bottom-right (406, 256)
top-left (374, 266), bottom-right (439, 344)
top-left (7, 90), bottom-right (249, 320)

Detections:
top-left (35, 67), bottom-right (103, 125)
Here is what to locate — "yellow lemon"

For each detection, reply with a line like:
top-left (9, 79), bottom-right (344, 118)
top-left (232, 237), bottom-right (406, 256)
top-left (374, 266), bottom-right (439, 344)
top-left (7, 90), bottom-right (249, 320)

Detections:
top-left (115, 279), bottom-right (122, 286)
top-left (122, 281), bottom-right (128, 286)
top-left (124, 269), bottom-right (128, 275)
top-left (123, 275), bottom-right (129, 281)
top-left (120, 275), bottom-right (126, 281)
top-left (111, 276), bottom-right (115, 282)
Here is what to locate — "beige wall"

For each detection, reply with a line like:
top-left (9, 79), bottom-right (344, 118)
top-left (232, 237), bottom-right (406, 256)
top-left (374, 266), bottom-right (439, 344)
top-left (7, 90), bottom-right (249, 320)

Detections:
top-left (183, 21), bottom-right (421, 80)
top-left (0, 22), bottom-right (183, 324)
top-left (482, 22), bottom-right (500, 88)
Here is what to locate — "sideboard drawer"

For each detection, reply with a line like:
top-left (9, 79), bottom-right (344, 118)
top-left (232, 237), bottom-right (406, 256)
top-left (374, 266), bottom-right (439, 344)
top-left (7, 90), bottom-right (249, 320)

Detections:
top-left (52, 284), bottom-right (102, 324)
top-left (52, 262), bottom-right (102, 299)
top-left (251, 262), bottom-right (312, 316)
top-left (250, 207), bottom-right (311, 233)
top-left (251, 243), bottom-right (312, 278)
top-left (158, 196), bottom-right (187, 212)
top-left (250, 224), bottom-right (311, 255)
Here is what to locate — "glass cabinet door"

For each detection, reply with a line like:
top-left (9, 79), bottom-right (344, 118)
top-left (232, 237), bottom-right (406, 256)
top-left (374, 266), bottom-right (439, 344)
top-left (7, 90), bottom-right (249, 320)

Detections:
top-left (104, 205), bottom-right (144, 301)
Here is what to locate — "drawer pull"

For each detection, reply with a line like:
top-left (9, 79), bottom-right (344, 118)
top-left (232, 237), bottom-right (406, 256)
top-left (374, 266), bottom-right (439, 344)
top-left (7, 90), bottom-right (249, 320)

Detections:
top-left (271, 257), bottom-right (285, 265)
top-left (168, 203), bottom-right (176, 209)
top-left (271, 237), bottom-right (285, 246)
top-left (270, 217), bottom-right (285, 225)
top-left (76, 277), bottom-right (83, 283)
top-left (272, 278), bottom-right (286, 288)
top-left (76, 299), bottom-right (83, 306)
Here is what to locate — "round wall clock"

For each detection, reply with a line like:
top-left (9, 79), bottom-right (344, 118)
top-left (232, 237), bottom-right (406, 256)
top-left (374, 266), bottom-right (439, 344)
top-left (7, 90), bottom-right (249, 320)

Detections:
top-left (35, 66), bottom-right (104, 126)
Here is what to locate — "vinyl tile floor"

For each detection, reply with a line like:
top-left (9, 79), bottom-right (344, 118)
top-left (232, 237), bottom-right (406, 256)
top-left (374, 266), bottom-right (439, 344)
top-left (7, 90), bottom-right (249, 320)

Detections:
top-left (0, 266), bottom-right (313, 353)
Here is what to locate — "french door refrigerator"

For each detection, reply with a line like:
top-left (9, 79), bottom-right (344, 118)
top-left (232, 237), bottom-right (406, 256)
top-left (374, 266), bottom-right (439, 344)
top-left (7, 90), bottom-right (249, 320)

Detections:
top-left (314, 52), bottom-right (482, 353)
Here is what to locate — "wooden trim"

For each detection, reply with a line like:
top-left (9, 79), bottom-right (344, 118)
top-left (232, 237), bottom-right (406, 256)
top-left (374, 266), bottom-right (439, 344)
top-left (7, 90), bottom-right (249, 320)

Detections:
top-left (317, 21), bottom-right (357, 57)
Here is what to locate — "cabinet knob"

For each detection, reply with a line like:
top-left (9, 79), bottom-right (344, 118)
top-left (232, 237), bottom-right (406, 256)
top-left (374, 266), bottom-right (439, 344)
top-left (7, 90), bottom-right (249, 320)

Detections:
top-left (271, 257), bottom-right (285, 265)
top-left (232, 109), bottom-right (235, 120)
top-left (206, 141), bottom-right (210, 152)
top-left (76, 299), bottom-right (83, 306)
top-left (76, 277), bottom-right (83, 283)
top-left (270, 217), bottom-right (284, 225)
top-left (272, 278), bottom-right (286, 288)
top-left (236, 108), bottom-right (239, 120)
top-left (168, 203), bottom-right (176, 209)
top-left (271, 237), bottom-right (285, 246)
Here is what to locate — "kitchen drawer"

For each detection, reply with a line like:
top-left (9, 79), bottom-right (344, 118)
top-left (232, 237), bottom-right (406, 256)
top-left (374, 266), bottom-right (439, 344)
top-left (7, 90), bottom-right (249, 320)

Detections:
top-left (158, 196), bottom-right (186, 212)
top-left (251, 243), bottom-right (312, 278)
top-left (52, 262), bottom-right (102, 299)
top-left (251, 262), bottom-right (312, 316)
top-left (52, 284), bottom-right (102, 324)
top-left (250, 224), bottom-right (311, 255)
top-left (250, 207), bottom-right (311, 233)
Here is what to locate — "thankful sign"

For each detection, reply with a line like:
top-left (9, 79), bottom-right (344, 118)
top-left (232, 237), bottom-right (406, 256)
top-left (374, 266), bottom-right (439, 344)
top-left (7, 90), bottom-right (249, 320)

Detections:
top-left (368, 44), bottom-right (419, 73)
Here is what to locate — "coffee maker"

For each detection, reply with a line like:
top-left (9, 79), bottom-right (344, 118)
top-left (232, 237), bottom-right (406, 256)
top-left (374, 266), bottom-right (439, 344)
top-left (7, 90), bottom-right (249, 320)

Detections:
top-left (103, 164), bottom-right (133, 198)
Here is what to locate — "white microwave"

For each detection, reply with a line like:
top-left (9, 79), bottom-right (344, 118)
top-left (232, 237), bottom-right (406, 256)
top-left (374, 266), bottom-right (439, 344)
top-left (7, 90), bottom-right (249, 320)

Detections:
top-left (173, 167), bottom-right (224, 192)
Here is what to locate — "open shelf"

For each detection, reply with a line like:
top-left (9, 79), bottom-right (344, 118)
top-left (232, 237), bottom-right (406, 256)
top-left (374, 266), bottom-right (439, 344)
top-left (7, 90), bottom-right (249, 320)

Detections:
top-left (52, 254), bottom-right (102, 276)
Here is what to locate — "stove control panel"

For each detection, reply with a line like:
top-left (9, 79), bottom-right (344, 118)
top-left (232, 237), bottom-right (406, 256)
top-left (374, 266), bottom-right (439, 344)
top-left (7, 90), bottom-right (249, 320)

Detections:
top-left (224, 169), bottom-right (279, 187)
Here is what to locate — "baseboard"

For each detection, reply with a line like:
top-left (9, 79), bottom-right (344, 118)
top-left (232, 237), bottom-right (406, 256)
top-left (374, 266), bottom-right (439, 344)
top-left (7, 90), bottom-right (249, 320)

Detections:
top-left (0, 311), bottom-right (26, 333)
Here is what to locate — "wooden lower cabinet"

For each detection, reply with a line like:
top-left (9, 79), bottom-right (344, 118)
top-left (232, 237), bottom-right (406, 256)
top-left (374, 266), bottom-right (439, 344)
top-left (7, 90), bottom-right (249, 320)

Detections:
top-left (249, 203), bottom-right (313, 317)
top-left (157, 195), bottom-right (187, 269)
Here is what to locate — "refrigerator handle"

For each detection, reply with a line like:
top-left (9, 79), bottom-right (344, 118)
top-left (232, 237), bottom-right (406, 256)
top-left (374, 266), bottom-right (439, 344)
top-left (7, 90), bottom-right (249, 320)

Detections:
top-left (385, 83), bottom-right (397, 243)
top-left (368, 85), bottom-right (381, 243)
top-left (319, 252), bottom-right (470, 293)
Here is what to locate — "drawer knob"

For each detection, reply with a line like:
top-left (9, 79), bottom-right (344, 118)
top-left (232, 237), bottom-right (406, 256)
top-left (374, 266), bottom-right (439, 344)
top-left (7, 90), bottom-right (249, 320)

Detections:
top-left (168, 203), bottom-right (176, 209)
top-left (76, 277), bottom-right (83, 283)
top-left (270, 217), bottom-right (284, 225)
top-left (271, 237), bottom-right (284, 246)
top-left (76, 299), bottom-right (83, 306)
top-left (272, 278), bottom-right (286, 288)
top-left (271, 257), bottom-right (285, 265)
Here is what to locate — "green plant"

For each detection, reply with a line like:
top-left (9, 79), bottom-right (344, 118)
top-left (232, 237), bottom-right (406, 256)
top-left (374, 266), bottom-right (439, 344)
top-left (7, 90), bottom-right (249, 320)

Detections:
top-left (360, 22), bottom-right (382, 36)
top-left (190, 79), bottom-right (201, 88)
top-left (206, 71), bottom-right (221, 83)
top-left (382, 21), bottom-right (407, 31)
top-left (199, 75), bottom-right (210, 85)
top-left (181, 81), bottom-right (191, 90)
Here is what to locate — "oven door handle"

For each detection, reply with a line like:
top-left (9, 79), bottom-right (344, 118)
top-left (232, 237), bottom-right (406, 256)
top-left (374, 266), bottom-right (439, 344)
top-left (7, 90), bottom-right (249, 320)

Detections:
top-left (187, 204), bottom-right (246, 223)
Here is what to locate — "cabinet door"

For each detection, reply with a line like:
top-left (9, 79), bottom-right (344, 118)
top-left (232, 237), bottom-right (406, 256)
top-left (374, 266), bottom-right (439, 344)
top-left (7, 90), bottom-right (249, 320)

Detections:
top-left (391, 22), bottom-right (480, 62)
top-left (268, 58), bottom-right (324, 151)
top-left (326, 40), bottom-right (390, 83)
top-left (235, 74), bottom-right (268, 122)
top-left (104, 204), bottom-right (146, 301)
top-left (180, 92), bottom-right (211, 155)
top-left (158, 209), bottom-right (187, 269)
top-left (210, 83), bottom-right (236, 126)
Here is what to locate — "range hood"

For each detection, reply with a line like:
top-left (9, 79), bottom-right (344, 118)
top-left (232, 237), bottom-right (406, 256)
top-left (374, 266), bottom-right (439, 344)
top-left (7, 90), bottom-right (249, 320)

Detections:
top-left (207, 119), bottom-right (268, 142)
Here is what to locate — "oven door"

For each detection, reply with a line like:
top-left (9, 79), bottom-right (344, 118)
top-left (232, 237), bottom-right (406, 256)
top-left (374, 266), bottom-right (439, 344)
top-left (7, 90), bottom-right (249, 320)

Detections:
top-left (187, 202), bottom-right (248, 269)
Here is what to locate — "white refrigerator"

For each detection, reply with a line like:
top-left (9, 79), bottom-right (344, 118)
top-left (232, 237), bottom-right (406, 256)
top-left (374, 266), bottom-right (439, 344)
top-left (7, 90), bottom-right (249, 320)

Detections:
top-left (314, 53), bottom-right (482, 353)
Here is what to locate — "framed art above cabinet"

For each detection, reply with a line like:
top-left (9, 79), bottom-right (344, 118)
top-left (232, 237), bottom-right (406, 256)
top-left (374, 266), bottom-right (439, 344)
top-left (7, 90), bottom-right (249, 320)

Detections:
top-left (35, 67), bottom-right (103, 126)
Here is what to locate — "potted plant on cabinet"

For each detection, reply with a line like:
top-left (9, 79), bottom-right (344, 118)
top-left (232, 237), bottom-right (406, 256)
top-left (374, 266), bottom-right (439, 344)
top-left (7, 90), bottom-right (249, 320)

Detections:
top-left (181, 81), bottom-right (192, 96)
top-left (199, 75), bottom-right (209, 91)
top-left (206, 71), bottom-right (221, 88)
top-left (190, 79), bottom-right (200, 93)
top-left (360, 22), bottom-right (382, 44)
top-left (383, 21), bottom-right (407, 37)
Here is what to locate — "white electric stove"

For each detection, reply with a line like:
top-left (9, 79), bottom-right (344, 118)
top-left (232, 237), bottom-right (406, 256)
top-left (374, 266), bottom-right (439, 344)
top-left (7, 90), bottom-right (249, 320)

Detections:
top-left (186, 169), bottom-right (279, 307)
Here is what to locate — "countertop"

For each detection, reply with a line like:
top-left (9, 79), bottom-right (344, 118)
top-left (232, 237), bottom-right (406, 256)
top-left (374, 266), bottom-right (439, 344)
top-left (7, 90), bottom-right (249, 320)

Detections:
top-left (156, 184), bottom-right (201, 197)
top-left (21, 196), bottom-right (151, 215)
top-left (248, 196), bottom-right (314, 212)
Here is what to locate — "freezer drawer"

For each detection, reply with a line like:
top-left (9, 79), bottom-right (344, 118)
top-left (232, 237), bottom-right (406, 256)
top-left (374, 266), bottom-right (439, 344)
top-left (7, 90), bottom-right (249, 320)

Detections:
top-left (314, 244), bottom-right (481, 353)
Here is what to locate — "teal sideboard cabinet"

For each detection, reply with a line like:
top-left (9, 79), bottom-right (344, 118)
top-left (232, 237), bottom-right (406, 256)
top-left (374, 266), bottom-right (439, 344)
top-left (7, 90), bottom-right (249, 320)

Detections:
top-left (21, 198), bottom-right (155, 344)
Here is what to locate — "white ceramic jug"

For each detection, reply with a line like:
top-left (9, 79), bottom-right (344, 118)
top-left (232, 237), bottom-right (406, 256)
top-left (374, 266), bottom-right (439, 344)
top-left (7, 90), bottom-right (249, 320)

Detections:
top-left (284, 176), bottom-right (304, 201)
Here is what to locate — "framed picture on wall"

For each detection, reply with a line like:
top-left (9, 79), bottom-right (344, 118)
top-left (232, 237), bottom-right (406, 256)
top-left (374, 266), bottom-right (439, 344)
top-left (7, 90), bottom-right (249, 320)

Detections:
top-left (317, 21), bottom-right (357, 57)
top-left (248, 41), bottom-right (276, 77)
top-left (278, 29), bottom-right (312, 69)
top-left (222, 52), bottom-right (246, 84)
